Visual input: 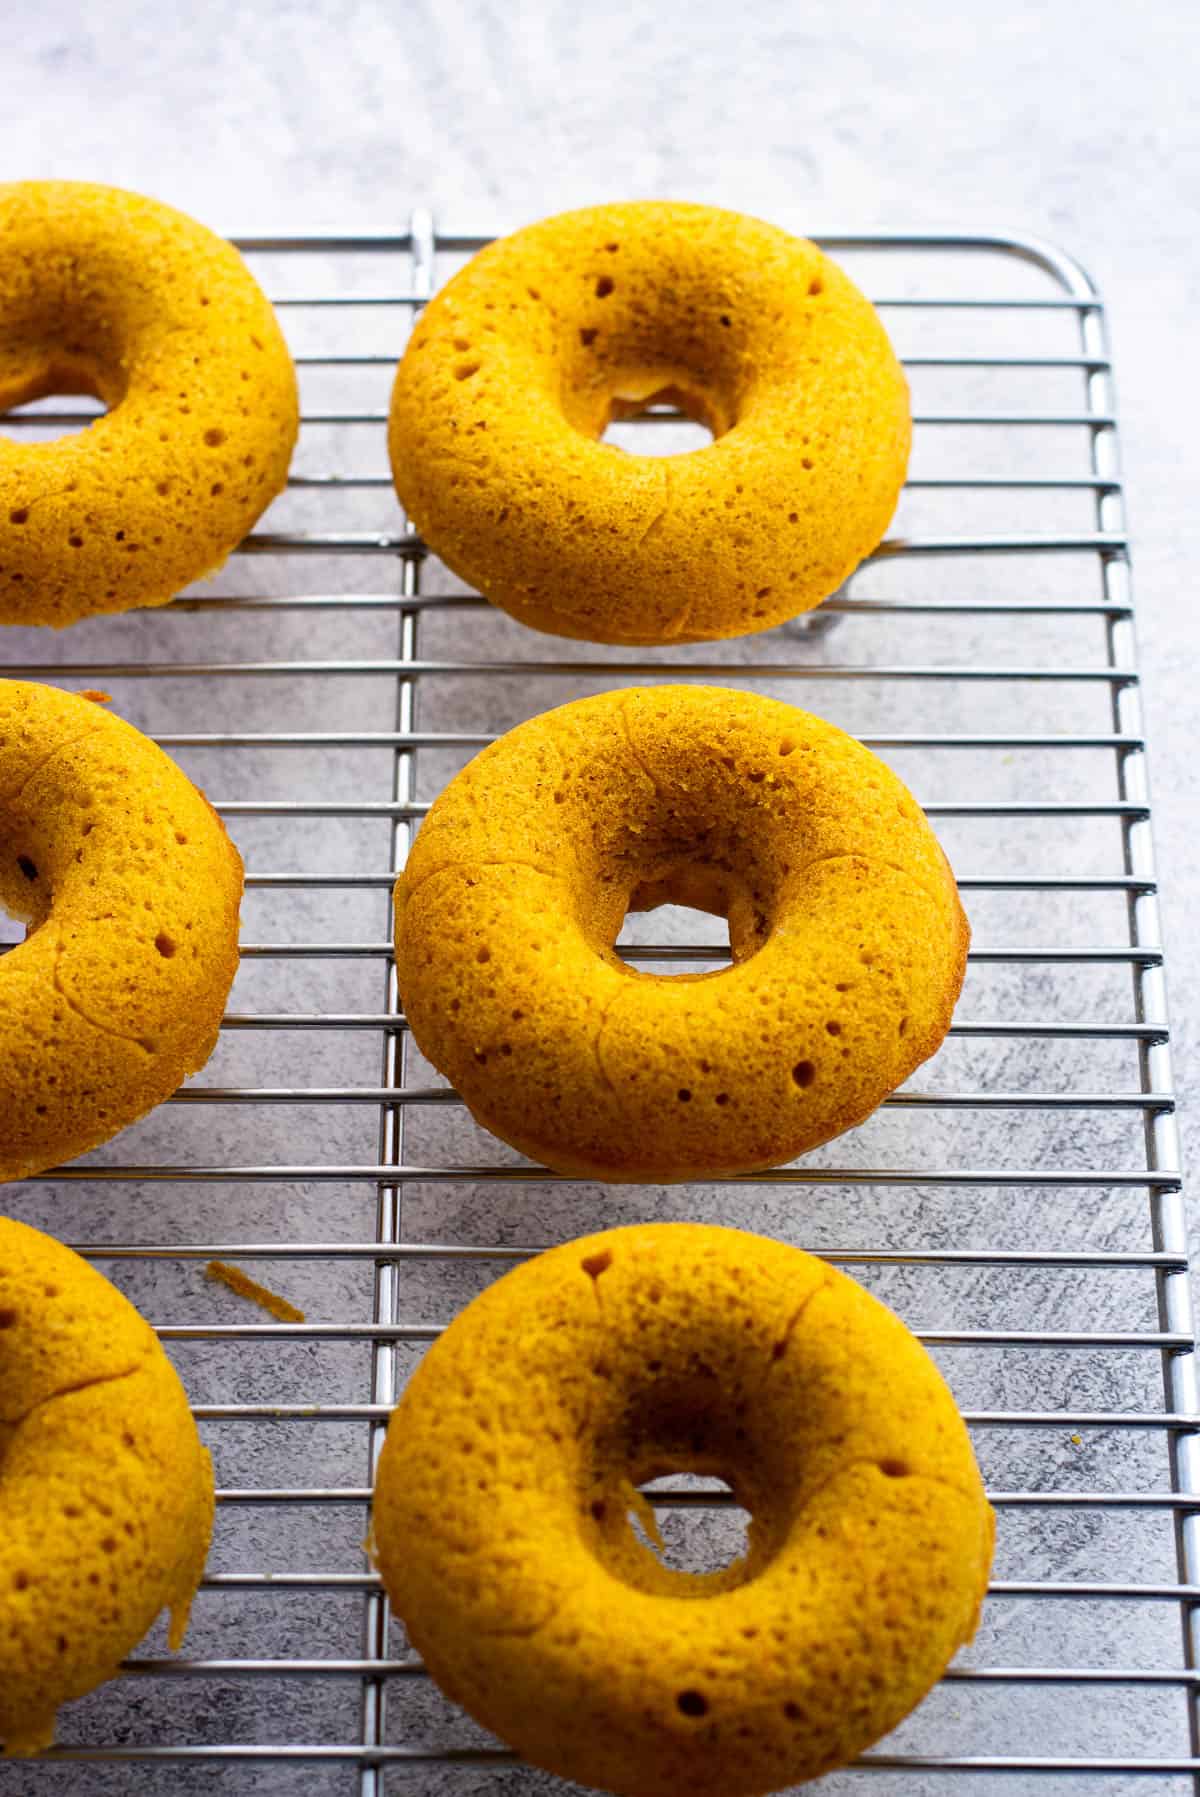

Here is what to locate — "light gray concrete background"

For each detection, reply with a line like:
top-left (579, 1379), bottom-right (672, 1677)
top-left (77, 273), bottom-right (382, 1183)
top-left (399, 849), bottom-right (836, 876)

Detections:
top-left (2, 2), bottom-right (1200, 1793)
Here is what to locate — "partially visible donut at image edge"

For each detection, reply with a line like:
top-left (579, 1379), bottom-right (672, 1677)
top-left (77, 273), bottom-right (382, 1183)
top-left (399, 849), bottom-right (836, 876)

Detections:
top-left (0, 680), bottom-right (243, 1180)
top-left (0, 180), bottom-right (298, 627)
top-left (0, 1216), bottom-right (214, 1757)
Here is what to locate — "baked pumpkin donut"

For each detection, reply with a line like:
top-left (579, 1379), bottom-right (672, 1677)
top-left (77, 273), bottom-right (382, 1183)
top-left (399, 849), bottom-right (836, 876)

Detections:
top-left (0, 180), bottom-right (298, 627)
top-left (374, 1222), bottom-right (994, 1797)
top-left (0, 1216), bottom-right (213, 1756)
top-left (0, 680), bottom-right (243, 1180)
top-left (396, 686), bottom-right (967, 1181)
top-left (388, 201), bottom-right (909, 643)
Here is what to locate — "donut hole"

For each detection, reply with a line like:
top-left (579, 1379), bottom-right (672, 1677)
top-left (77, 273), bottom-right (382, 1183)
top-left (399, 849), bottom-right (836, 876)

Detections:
top-left (0, 355), bottom-right (120, 443)
top-left (590, 1370), bottom-right (764, 1588)
top-left (1, 390), bottom-right (107, 444)
top-left (601, 388), bottom-right (717, 459)
top-left (602, 414), bottom-right (713, 458)
top-left (0, 901), bottom-right (23, 950)
top-left (0, 831), bottom-right (53, 941)
top-left (633, 1473), bottom-right (753, 1578)
top-left (562, 286), bottom-right (740, 456)
top-left (615, 902), bottom-right (731, 976)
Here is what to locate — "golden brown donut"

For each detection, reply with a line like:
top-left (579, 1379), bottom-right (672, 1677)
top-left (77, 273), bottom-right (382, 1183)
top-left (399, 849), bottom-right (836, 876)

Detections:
top-left (388, 200), bottom-right (909, 644)
top-left (0, 180), bottom-right (298, 627)
top-left (0, 1217), bottom-right (213, 1756)
top-left (395, 686), bottom-right (968, 1180)
top-left (373, 1222), bottom-right (994, 1797)
top-left (0, 680), bottom-right (243, 1180)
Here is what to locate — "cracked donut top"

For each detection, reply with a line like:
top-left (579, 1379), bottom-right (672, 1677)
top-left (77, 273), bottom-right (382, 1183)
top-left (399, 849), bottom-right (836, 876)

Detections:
top-left (395, 685), bottom-right (968, 1181)
top-left (388, 200), bottom-right (910, 645)
top-left (0, 1216), bottom-right (213, 1756)
top-left (372, 1222), bottom-right (994, 1797)
top-left (0, 180), bottom-right (298, 628)
top-left (0, 679), bottom-right (243, 1181)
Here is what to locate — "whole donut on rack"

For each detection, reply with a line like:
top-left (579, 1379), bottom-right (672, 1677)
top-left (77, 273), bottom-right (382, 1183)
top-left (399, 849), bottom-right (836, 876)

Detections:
top-left (0, 1217), bottom-right (213, 1756)
top-left (0, 679), bottom-right (243, 1180)
top-left (394, 684), bottom-right (968, 1182)
top-left (387, 200), bottom-right (910, 644)
top-left (0, 180), bottom-right (298, 627)
top-left (372, 1221), bottom-right (994, 1797)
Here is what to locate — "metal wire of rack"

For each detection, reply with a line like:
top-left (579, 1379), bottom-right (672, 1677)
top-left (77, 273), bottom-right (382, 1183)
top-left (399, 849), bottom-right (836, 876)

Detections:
top-left (0, 217), bottom-right (1196, 1794)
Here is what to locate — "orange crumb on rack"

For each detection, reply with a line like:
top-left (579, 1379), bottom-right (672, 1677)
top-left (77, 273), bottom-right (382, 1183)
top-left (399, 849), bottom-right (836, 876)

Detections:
top-left (205, 1260), bottom-right (306, 1323)
top-left (79, 689), bottom-right (113, 703)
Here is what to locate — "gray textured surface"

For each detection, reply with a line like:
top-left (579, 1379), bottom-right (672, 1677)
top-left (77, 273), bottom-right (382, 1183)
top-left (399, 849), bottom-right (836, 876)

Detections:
top-left (1, 3), bottom-right (1198, 1793)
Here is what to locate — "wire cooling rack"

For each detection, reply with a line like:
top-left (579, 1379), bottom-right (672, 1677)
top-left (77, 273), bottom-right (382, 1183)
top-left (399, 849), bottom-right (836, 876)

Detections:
top-left (0, 218), bottom-right (1195, 1795)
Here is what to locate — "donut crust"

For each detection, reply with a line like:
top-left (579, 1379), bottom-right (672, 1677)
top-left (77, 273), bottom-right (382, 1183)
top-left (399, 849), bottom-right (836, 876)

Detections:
top-left (395, 686), bottom-right (967, 1181)
top-left (0, 181), bottom-right (298, 627)
top-left (0, 1217), bottom-right (213, 1755)
top-left (0, 680), bottom-right (243, 1180)
top-left (373, 1222), bottom-right (994, 1797)
top-left (388, 201), bottom-right (909, 644)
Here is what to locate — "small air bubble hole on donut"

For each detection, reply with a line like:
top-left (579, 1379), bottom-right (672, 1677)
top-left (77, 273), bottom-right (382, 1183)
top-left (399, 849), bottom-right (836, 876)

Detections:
top-left (676, 1690), bottom-right (709, 1718)
top-left (17, 855), bottom-right (38, 881)
top-left (792, 1060), bottom-right (816, 1089)
top-left (879, 1458), bottom-right (909, 1478)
